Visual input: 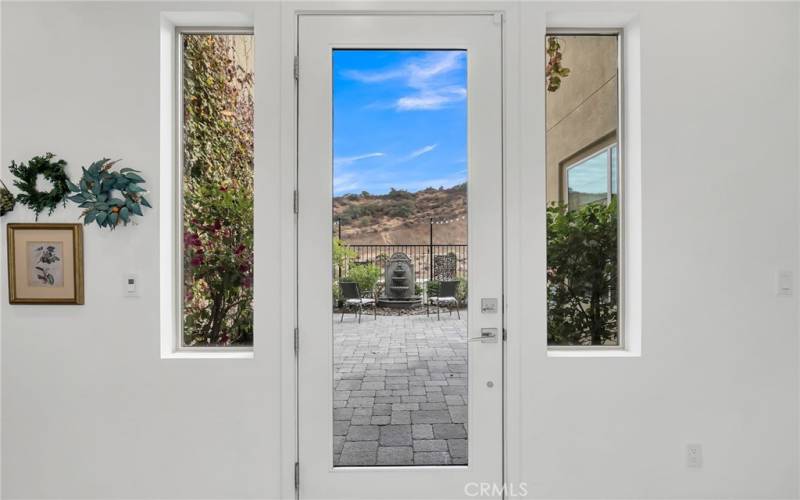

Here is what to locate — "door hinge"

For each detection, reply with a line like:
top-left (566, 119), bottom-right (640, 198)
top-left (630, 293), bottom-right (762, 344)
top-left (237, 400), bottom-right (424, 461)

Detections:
top-left (294, 461), bottom-right (299, 490)
top-left (293, 190), bottom-right (299, 214)
top-left (502, 328), bottom-right (507, 341)
top-left (294, 327), bottom-right (299, 355)
top-left (294, 55), bottom-right (299, 81)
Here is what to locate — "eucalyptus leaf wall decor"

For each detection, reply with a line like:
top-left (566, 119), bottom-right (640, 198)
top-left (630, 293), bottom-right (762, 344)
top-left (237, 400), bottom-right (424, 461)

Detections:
top-left (8, 153), bottom-right (72, 220)
top-left (68, 159), bottom-right (151, 229)
top-left (0, 180), bottom-right (15, 216)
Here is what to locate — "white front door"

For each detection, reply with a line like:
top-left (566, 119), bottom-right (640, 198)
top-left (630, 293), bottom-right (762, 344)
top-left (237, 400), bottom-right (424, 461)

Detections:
top-left (297, 13), bottom-right (503, 499)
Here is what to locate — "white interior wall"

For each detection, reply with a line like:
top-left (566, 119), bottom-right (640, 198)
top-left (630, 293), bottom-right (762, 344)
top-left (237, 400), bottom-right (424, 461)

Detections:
top-left (0, 2), bottom-right (284, 498)
top-left (1, 2), bottom-right (798, 499)
top-left (515, 3), bottom-right (799, 498)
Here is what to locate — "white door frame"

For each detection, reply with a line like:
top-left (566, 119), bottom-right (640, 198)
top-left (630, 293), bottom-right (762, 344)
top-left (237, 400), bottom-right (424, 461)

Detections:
top-left (278, 3), bottom-right (523, 498)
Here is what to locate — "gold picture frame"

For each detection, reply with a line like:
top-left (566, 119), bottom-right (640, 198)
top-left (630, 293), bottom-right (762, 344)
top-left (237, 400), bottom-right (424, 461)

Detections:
top-left (7, 223), bottom-right (84, 304)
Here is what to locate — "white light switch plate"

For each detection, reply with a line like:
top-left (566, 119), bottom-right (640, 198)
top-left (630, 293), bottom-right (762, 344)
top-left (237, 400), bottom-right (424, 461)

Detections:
top-left (686, 443), bottom-right (703, 468)
top-left (125, 273), bottom-right (139, 297)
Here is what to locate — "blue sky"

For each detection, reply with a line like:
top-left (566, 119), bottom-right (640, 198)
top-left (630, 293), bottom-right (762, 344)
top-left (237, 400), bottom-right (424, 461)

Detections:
top-left (333, 50), bottom-right (467, 196)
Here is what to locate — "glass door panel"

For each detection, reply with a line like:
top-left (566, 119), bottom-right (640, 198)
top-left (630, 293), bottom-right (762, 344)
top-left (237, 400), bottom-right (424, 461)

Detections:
top-left (332, 49), bottom-right (469, 467)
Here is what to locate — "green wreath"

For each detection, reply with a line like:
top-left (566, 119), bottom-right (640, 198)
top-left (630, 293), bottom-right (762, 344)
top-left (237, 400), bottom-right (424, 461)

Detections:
top-left (8, 153), bottom-right (71, 220)
top-left (67, 158), bottom-right (151, 230)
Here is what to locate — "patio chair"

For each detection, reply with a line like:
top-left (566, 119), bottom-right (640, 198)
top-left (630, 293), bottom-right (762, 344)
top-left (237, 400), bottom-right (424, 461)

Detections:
top-left (339, 281), bottom-right (376, 323)
top-left (427, 280), bottom-right (460, 320)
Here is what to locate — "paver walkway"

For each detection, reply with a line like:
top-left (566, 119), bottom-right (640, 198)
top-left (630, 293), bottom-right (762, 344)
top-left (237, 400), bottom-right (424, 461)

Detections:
top-left (333, 312), bottom-right (468, 466)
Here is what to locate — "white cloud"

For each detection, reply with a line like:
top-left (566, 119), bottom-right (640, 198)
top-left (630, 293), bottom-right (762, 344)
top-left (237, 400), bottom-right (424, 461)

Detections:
top-left (333, 152), bottom-right (385, 167)
top-left (406, 52), bottom-right (464, 87)
top-left (342, 51), bottom-right (467, 112)
top-left (342, 68), bottom-right (403, 84)
top-left (401, 144), bottom-right (437, 161)
top-left (396, 86), bottom-right (467, 111)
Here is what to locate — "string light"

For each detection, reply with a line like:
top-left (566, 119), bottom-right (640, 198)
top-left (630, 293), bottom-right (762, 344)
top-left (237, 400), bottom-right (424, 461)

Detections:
top-left (431, 215), bottom-right (466, 225)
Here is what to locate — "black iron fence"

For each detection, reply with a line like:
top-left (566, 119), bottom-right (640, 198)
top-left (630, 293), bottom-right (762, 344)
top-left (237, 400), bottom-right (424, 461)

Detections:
top-left (339, 244), bottom-right (468, 286)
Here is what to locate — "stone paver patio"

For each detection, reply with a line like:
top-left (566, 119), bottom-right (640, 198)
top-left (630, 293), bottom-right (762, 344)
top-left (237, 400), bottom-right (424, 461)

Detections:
top-left (333, 311), bottom-right (468, 466)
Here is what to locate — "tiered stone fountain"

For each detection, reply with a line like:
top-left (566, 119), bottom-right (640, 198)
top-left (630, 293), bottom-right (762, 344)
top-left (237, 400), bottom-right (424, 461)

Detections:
top-left (378, 252), bottom-right (422, 308)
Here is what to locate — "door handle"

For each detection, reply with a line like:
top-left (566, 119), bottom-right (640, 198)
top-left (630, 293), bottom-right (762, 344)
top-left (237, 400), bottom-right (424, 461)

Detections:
top-left (468, 328), bottom-right (498, 343)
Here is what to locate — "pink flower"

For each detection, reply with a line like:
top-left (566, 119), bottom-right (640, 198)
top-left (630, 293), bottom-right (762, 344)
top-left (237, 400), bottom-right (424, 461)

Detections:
top-left (190, 250), bottom-right (205, 267)
top-left (184, 231), bottom-right (202, 248)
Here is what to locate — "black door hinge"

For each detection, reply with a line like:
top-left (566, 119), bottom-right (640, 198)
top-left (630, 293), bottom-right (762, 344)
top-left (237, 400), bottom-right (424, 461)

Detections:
top-left (294, 461), bottom-right (299, 490)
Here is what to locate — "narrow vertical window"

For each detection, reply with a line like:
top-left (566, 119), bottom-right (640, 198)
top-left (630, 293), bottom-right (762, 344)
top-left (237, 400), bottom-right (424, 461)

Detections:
top-left (180, 31), bottom-right (254, 347)
top-left (545, 32), bottom-right (622, 347)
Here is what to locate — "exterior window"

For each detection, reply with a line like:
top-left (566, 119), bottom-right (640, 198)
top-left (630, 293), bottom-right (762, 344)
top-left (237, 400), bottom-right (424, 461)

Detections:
top-left (179, 31), bottom-right (254, 347)
top-left (564, 144), bottom-right (618, 210)
top-left (545, 32), bottom-right (621, 347)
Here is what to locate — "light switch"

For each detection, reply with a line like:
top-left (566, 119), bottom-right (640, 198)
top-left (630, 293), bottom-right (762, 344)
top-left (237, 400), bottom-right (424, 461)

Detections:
top-left (778, 270), bottom-right (793, 296)
top-left (686, 443), bottom-right (703, 468)
top-left (125, 274), bottom-right (139, 297)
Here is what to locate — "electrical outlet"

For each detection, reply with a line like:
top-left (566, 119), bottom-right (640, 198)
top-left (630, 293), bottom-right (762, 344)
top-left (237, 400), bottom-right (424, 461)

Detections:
top-left (778, 270), bottom-right (793, 296)
top-left (686, 443), bottom-right (703, 469)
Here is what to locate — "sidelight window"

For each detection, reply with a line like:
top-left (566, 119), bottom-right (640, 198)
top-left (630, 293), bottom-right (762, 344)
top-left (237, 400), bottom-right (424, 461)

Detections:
top-left (178, 30), bottom-right (255, 348)
top-left (545, 31), bottom-right (622, 348)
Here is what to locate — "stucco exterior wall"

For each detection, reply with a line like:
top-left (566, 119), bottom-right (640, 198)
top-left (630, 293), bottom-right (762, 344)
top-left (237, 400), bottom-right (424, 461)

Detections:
top-left (545, 34), bottom-right (618, 204)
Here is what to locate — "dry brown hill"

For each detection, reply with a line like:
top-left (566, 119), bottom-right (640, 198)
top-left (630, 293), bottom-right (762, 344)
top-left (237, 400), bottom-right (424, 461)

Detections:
top-left (333, 184), bottom-right (467, 245)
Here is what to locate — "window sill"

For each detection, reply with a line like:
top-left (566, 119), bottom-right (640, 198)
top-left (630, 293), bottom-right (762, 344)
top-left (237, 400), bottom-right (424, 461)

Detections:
top-left (162, 349), bottom-right (254, 360)
top-left (547, 348), bottom-right (639, 358)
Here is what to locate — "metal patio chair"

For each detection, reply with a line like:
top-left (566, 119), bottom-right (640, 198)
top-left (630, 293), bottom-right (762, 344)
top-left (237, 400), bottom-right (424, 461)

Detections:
top-left (339, 281), bottom-right (376, 323)
top-left (427, 280), bottom-right (460, 320)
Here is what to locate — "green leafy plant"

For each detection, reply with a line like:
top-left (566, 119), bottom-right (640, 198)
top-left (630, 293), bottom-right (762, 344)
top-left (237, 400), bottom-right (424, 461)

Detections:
top-left (332, 238), bottom-right (357, 305)
top-left (182, 34), bottom-right (254, 346)
top-left (333, 237), bottom-right (357, 271)
top-left (333, 279), bottom-right (341, 302)
top-left (67, 159), bottom-right (151, 229)
top-left (426, 280), bottom-right (440, 297)
top-left (455, 276), bottom-right (468, 302)
top-left (547, 199), bottom-right (618, 345)
top-left (546, 36), bottom-right (571, 93)
top-left (342, 263), bottom-right (381, 296)
top-left (8, 153), bottom-right (71, 220)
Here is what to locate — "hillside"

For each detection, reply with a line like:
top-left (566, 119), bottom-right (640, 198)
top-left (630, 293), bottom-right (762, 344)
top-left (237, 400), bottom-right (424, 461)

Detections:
top-left (333, 184), bottom-right (467, 245)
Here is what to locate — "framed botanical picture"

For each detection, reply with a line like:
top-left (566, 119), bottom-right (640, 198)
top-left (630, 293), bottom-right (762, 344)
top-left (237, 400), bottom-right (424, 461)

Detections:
top-left (7, 223), bottom-right (84, 304)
